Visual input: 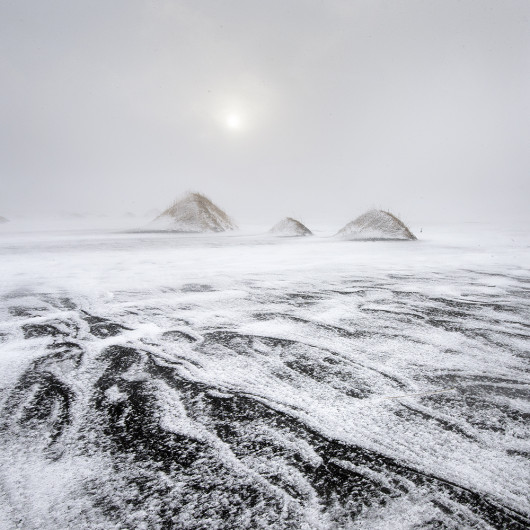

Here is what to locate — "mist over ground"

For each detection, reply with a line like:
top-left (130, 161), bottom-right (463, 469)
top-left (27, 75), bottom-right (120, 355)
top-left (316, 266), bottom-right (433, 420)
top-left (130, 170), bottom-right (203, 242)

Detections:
top-left (1, 2), bottom-right (530, 529)
top-left (1, 1), bottom-right (529, 225)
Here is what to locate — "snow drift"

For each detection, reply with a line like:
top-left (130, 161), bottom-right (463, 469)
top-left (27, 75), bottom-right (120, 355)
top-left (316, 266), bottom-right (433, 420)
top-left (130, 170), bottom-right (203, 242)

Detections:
top-left (0, 227), bottom-right (529, 528)
top-left (146, 193), bottom-right (237, 233)
top-left (337, 209), bottom-right (416, 240)
top-left (269, 217), bottom-right (312, 237)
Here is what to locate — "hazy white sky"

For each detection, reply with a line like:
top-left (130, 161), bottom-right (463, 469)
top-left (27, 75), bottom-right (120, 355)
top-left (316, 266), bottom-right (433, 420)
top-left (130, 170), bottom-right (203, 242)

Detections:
top-left (1, 0), bottom-right (529, 224)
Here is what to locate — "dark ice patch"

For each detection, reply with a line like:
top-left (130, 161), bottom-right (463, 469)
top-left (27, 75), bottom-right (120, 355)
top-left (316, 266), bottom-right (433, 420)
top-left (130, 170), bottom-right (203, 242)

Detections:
top-left (181, 283), bottom-right (215, 292)
top-left (82, 311), bottom-right (131, 338)
top-left (162, 329), bottom-right (198, 343)
top-left (22, 321), bottom-right (71, 339)
top-left (3, 371), bottom-right (74, 446)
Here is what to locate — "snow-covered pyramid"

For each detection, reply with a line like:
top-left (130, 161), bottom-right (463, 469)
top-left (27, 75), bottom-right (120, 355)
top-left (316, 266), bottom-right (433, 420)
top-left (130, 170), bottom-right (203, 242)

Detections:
top-left (269, 217), bottom-right (312, 237)
top-left (148, 192), bottom-right (237, 232)
top-left (337, 209), bottom-right (416, 240)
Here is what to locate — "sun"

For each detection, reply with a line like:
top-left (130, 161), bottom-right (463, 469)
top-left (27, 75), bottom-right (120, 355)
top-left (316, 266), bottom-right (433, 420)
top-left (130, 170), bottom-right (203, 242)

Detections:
top-left (214, 104), bottom-right (250, 134)
top-left (225, 113), bottom-right (242, 131)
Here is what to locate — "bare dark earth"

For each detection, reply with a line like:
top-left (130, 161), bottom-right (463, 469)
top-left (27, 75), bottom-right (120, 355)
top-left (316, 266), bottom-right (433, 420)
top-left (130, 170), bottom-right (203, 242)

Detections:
top-left (0, 272), bottom-right (529, 529)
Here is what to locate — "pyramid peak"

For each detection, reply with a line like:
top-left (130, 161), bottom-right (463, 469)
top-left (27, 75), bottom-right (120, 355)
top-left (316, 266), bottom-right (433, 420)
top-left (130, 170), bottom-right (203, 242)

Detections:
top-left (146, 192), bottom-right (236, 232)
top-left (270, 217), bottom-right (312, 237)
top-left (337, 209), bottom-right (416, 240)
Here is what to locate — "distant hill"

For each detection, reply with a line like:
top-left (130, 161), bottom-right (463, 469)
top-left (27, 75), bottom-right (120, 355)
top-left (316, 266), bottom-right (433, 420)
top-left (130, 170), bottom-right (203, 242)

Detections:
top-left (147, 193), bottom-right (237, 232)
top-left (0, 216), bottom-right (8, 223)
top-left (337, 210), bottom-right (416, 240)
top-left (269, 218), bottom-right (312, 237)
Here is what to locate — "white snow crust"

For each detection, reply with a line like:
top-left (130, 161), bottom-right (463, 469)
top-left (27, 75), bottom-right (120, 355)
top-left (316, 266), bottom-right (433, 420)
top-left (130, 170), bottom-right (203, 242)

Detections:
top-left (0, 221), bottom-right (528, 528)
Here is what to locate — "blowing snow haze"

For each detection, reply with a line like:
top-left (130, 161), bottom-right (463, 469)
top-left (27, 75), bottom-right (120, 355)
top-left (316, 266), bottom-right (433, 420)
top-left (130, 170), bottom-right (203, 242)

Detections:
top-left (2, 4), bottom-right (530, 528)
top-left (1, 1), bottom-right (529, 224)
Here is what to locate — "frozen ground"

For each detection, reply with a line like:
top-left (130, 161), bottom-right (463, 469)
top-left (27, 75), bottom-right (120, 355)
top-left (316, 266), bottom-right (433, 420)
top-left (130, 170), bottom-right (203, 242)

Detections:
top-left (0, 221), bottom-right (529, 529)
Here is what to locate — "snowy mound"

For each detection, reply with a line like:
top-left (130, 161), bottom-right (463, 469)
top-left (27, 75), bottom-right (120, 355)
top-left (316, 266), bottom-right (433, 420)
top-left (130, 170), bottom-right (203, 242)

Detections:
top-left (0, 216), bottom-right (8, 223)
top-left (269, 217), bottom-right (312, 237)
top-left (147, 193), bottom-right (237, 232)
top-left (337, 209), bottom-right (416, 240)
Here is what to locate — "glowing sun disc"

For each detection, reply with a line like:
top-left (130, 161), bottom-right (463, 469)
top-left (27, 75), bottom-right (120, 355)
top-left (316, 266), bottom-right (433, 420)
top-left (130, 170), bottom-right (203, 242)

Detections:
top-left (226, 113), bottom-right (242, 130)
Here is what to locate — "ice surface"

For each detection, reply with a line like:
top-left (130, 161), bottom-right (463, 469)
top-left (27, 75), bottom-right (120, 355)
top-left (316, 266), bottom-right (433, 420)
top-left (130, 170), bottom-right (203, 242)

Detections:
top-left (0, 222), bottom-right (529, 528)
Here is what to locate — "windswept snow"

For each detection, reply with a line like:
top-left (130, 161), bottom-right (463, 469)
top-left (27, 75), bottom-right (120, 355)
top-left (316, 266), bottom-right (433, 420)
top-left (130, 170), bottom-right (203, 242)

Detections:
top-left (269, 217), bottom-right (312, 237)
top-left (0, 224), bottom-right (528, 529)
top-left (146, 192), bottom-right (237, 232)
top-left (144, 208), bottom-right (161, 218)
top-left (338, 209), bottom-right (416, 240)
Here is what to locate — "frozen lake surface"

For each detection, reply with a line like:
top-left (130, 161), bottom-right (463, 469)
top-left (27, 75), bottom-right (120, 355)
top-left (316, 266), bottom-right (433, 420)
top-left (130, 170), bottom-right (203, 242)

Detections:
top-left (0, 222), bottom-right (529, 529)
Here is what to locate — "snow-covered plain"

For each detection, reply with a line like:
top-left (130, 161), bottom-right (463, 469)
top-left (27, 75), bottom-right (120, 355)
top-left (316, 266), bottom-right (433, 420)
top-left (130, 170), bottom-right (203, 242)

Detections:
top-left (0, 221), bottom-right (529, 529)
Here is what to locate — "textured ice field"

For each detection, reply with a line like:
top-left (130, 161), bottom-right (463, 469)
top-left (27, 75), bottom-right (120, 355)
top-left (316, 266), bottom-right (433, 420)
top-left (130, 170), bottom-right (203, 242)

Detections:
top-left (0, 223), bottom-right (529, 529)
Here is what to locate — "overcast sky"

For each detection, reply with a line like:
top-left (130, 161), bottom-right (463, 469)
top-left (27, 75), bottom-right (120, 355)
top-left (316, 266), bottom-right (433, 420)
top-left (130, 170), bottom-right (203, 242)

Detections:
top-left (1, 0), bottom-right (529, 224)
